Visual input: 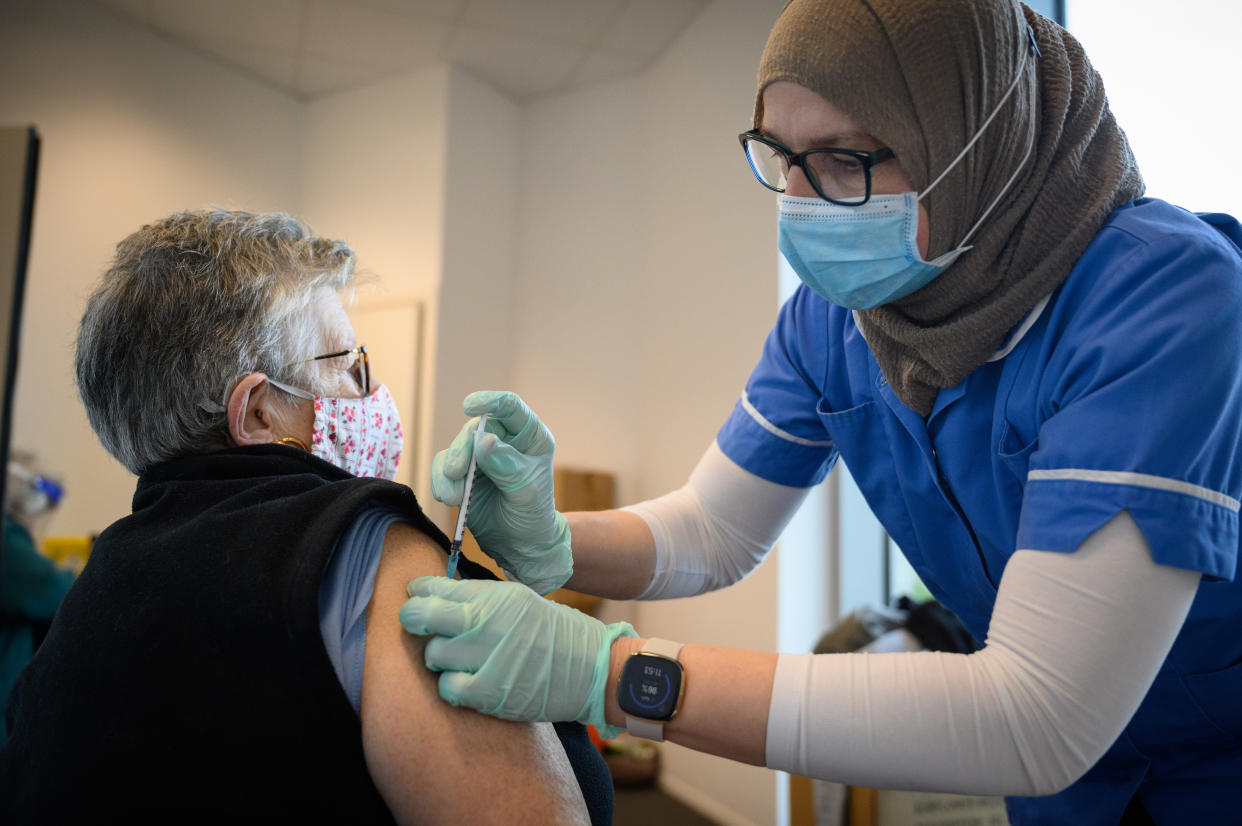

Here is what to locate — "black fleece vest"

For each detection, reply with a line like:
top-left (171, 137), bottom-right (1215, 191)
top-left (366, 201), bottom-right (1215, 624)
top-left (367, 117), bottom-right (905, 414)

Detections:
top-left (0, 446), bottom-right (611, 824)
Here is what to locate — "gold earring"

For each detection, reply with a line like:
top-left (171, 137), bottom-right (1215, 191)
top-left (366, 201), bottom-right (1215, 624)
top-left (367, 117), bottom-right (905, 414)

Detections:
top-left (272, 436), bottom-right (310, 451)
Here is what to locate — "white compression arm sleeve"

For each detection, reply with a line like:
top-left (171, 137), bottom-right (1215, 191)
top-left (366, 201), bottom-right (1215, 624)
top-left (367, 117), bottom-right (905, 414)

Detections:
top-left (765, 510), bottom-right (1200, 796)
top-left (622, 442), bottom-right (809, 600)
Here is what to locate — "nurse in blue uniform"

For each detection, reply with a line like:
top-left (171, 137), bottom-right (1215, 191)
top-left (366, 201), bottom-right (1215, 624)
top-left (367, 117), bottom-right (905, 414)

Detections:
top-left (399, 1), bottom-right (1242, 823)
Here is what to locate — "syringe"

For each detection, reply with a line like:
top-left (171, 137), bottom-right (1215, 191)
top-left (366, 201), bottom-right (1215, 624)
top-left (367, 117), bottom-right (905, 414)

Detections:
top-left (446, 413), bottom-right (489, 579)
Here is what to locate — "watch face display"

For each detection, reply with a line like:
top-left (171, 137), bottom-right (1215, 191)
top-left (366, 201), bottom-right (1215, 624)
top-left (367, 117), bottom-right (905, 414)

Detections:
top-left (617, 653), bottom-right (683, 721)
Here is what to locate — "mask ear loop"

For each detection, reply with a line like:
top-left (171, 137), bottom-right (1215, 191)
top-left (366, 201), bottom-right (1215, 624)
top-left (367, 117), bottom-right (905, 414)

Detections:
top-left (266, 376), bottom-right (316, 401)
top-left (919, 26), bottom-right (1042, 249)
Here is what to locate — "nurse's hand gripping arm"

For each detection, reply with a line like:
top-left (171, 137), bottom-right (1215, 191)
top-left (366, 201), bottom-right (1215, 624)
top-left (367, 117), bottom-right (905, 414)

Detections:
top-left (402, 510), bottom-right (1199, 795)
top-left (433, 391), bottom-right (808, 600)
top-left (398, 576), bottom-right (641, 738)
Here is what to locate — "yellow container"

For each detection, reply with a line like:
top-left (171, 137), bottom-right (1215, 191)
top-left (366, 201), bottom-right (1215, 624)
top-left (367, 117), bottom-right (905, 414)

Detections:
top-left (41, 535), bottom-right (94, 572)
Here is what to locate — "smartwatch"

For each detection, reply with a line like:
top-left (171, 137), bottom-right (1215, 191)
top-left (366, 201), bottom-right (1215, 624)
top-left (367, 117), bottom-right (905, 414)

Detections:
top-left (616, 638), bottom-right (685, 742)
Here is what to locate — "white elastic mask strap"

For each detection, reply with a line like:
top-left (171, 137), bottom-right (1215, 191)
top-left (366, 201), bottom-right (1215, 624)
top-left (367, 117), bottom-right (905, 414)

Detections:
top-left (265, 376), bottom-right (316, 401)
top-left (919, 38), bottom-right (1032, 204)
top-left (957, 103), bottom-right (1036, 248)
top-left (918, 31), bottom-right (1038, 251)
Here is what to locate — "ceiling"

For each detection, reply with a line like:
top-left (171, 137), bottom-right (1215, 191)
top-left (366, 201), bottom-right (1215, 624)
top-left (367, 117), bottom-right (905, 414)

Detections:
top-left (89, 0), bottom-right (711, 101)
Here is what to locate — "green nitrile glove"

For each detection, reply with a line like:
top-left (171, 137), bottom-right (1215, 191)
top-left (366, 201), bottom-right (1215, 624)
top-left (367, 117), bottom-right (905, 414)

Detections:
top-left (400, 576), bottom-right (637, 738)
top-left (430, 391), bottom-right (572, 595)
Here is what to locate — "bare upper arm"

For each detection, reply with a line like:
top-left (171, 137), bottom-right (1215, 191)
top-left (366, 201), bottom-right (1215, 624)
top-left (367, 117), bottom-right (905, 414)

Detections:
top-left (360, 522), bottom-right (590, 825)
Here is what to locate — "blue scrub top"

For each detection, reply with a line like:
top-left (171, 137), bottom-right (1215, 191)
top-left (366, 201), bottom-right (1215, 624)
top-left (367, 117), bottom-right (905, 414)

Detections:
top-left (718, 198), bottom-right (1242, 824)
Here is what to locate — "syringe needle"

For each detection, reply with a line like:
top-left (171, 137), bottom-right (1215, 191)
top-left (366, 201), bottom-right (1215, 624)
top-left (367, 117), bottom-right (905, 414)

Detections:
top-left (446, 413), bottom-right (489, 578)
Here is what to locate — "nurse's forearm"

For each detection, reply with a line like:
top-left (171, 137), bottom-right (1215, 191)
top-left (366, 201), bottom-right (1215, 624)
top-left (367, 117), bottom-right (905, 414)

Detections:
top-left (564, 443), bottom-right (808, 601)
top-left (604, 636), bottom-right (777, 765)
top-left (767, 513), bottom-right (1198, 795)
top-left (563, 509), bottom-right (657, 600)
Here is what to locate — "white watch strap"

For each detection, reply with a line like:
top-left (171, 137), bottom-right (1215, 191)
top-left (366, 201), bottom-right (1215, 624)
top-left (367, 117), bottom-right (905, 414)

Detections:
top-left (625, 638), bottom-right (684, 742)
top-left (626, 715), bottom-right (667, 742)
top-left (642, 638), bottom-right (684, 660)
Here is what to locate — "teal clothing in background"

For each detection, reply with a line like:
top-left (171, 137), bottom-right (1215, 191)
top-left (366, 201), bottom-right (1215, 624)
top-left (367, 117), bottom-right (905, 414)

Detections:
top-left (0, 517), bottom-right (75, 744)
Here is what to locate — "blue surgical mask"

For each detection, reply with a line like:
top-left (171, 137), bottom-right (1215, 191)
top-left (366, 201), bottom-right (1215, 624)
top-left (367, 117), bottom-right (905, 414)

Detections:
top-left (778, 193), bottom-right (966, 309)
top-left (778, 29), bottom-right (1038, 310)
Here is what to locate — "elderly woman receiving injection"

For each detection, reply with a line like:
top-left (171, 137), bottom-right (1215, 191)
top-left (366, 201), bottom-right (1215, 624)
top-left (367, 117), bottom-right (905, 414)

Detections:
top-left (0, 209), bottom-right (609, 825)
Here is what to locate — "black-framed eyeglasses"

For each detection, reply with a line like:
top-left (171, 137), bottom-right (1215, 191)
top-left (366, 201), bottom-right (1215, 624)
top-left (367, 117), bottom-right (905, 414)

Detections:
top-left (738, 130), bottom-right (896, 206)
top-left (277, 344), bottom-right (370, 399)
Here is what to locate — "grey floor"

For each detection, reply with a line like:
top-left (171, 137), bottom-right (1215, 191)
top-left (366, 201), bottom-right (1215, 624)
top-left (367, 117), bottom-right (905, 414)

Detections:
top-left (613, 785), bottom-right (720, 826)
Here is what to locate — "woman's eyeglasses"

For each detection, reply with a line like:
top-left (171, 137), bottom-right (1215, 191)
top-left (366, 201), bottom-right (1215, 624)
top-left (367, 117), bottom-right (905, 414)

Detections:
top-left (739, 130), bottom-right (895, 206)
top-left (282, 345), bottom-right (369, 397)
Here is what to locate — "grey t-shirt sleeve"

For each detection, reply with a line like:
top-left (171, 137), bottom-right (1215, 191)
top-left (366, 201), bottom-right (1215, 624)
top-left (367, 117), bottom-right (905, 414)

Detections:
top-left (318, 503), bottom-right (411, 715)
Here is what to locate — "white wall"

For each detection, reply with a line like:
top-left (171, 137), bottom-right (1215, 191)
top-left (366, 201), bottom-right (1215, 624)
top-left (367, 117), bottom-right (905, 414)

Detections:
top-left (0, 0), bottom-right (304, 537)
top-left (509, 74), bottom-right (647, 504)
top-left (300, 67), bottom-right (448, 302)
top-left (299, 65), bottom-right (450, 506)
top-left (300, 64), bottom-right (520, 535)
top-left (515, 2), bottom-right (790, 823)
top-left (431, 67), bottom-right (521, 530)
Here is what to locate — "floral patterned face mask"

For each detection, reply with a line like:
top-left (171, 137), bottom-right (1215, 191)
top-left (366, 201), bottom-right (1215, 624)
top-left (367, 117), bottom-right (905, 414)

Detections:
top-left (266, 379), bottom-right (404, 480)
top-left (310, 384), bottom-right (404, 480)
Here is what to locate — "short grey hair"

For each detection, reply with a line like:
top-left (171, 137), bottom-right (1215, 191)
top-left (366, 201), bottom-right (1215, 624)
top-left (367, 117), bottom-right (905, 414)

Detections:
top-left (75, 209), bottom-right (356, 475)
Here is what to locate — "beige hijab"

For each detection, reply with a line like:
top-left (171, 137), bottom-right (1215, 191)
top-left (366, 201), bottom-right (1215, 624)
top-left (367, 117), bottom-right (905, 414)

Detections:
top-left (756, 0), bottom-right (1144, 415)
